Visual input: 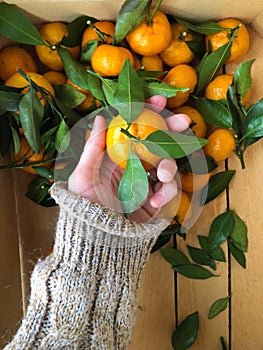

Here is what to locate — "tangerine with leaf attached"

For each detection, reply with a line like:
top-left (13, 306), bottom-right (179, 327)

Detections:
top-left (106, 108), bottom-right (168, 170)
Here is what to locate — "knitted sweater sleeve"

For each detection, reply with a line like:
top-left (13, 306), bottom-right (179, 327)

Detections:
top-left (5, 181), bottom-right (169, 350)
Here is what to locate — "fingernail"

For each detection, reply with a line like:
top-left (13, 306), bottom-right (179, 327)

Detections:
top-left (166, 114), bottom-right (191, 132)
top-left (158, 169), bottom-right (173, 182)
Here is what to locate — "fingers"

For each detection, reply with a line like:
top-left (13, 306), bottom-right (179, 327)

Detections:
top-left (146, 95), bottom-right (167, 113)
top-left (76, 115), bottom-right (107, 181)
top-left (150, 179), bottom-right (178, 209)
top-left (165, 113), bottom-right (191, 132)
top-left (157, 158), bottom-right (177, 183)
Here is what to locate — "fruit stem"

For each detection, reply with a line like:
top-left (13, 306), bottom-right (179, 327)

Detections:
top-left (147, 0), bottom-right (163, 26)
top-left (120, 127), bottom-right (138, 140)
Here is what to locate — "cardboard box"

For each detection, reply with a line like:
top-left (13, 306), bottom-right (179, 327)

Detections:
top-left (1, 1), bottom-right (263, 349)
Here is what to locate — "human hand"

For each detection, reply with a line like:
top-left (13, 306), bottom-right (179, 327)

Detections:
top-left (68, 96), bottom-right (190, 223)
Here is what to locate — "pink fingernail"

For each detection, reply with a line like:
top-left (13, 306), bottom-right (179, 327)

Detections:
top-left (151, 194), bottom-right (164, 208)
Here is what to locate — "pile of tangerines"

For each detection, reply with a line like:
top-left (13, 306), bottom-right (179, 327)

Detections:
top-left (0, 2), bottom-right (251, 224)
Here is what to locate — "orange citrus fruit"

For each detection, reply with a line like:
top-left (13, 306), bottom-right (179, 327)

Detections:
top-left (126, 10), bottom-right (172, 56)
top-left (0, 46), bottom-right (38, 82)
top-left (205, 74), bottom-right (251, 105)
top-left (180, 171), bottom-right (212, 193)
top-left (15, 137), bottom-right (53, 175)
top-left (106, 108), bottom-right (168, 170)
top-left (43, 70), bottom-right (67, 85)
top-left (81, 21), bottom-right (115, 47)
top-left (35, 22), bottom-right (80, 71)
top-left (160, 22), bottom-right (195, 67)
top-left (163, 64), bottom-right (198, 108)
top-left (91, 44), bottom-right (134, 77)
top-left (67, 79), bottom-right (100, 111)
top-left (141, 55), bottom-right (164, 72)
top-left (203, 128), bottom-right (236, 162)
top-left (173, 105), bottom-right (207, 138)
top-left (158, 191), bottom-right (192, 223)
top-left (205, 18), bottom-right (249, 63)
top-left (5, 71), bottom-right (55, 106)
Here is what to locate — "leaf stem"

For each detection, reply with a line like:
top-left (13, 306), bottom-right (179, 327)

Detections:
top-left (120, 127), bottom-right (138, 140)
top-left (87, 20), bottom-right (112, 43)
top-left (147, 0), bottom-right (163, 26)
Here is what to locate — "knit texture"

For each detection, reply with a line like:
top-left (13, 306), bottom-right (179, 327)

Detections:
top-left (5, 182), bottom-right (169, 350)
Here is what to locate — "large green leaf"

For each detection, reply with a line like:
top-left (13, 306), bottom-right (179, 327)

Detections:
top-left (230, 212), bottom-right (248, 252)
top-left (200, 170), bottom-right (236, 205)
top-left (114, 59), bottom-right (145, 123)
top-left (0, 90), bottom-right (22, 113)
top-left (143, 79), bottom-right (189, 98)
top-left (142, 130), bottom-right (207, 159)
top-left (54, 84), bottom-right (86, 109)
top-left (234, 59), bottom-right (255, 103)
top-left (198, 235), bottom-right (226, 262)
top-left (114, 0), bottom-right (151, 44)
top-left (0, 3), bottom-right (45, 45)
top-left (242, 99), bottom-right (263, 140)
top-left (61, 16), bottom-right (97, 47)
top-left (228, 241), bottom-right (246, 268)
top-left (161, 248), bottom-right (191, 266)
top-left (173, 264), bottom-right (215, 279)
top-left (208, 210), bottom-right (234, 250)
top-left (187, 245), bottom-right (216, 270)
top-left (172, 311), bottom-right (199, 350)
top-left (118, 145), bottom-right (148, 216)
top-left (58, 47), bottom-right (89, 90)
top-left (55, 119), bottom-right (70, 152)
top-left (19, 85), bottom-right (44, 153)
top-left (175, 17), bottom-right (229, 35)
top-left (208, 295), bottom-right (231, 319)
top-left (195, 97), bottom-right (233, 129)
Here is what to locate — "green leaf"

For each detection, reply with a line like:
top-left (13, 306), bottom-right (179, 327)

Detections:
top-left (187, 245), bottom-right (216, 270)
top-left (227, 85), bottom-right (243, 135)
top-left (175, 17), bottom-right (229, 35)
top-left (230, 212), bottom-right (248, 252)
top-left (55, 119), bottom-right (71, 152)
top-left (53, 96), bottom-right (82, 126)
top-left (114, 59), bottom-right (145, 123)
top-left (195, 98), bottom-right (233, 129)
top-left (26, 177), bottom-right (56, 207)
top-left (143, 79), bottom-right (189, 98)
top-left (178, 155), bottom-right (217, 175)
top-left (151, 234), bottom-right (172, 253)
top-left (61, 16), bottom-right (97, 47)
top-left (172, 311), bottom-right (199, 350)
top-left (101, 78), bottom-right (118, 106)
top-left (58, 47), bottom-right (89, 90)
top-left (242, 99), bottom-right (263, 140)
top-left (118, 145), bottom-right (148, 216)
top-left (161, 248), bottom-right (191, 266)
top-left (195, 29), bottom-right (237, 96)
top-left (0, 90), bottom-right (22, 113)
top-left (200, 170), bottom-right (236, 205)
top-left (220, 336), bottom-right (228, 350)
top-left (54, 84), bottom-right (86, 109)
top-left (142, 130), bottom-right (207, 159)
top-left (228, 241), bottom-right (246, 268)
top-left (185, 34), bottom-right (206, 60)
top-left (11, 126), bottom-right (20, 156)
top-left (33, 166), bottom-right (54, 181)
top-left (0, 3), bottom-right (45, 45)
top-left (208, 210), bottom-right (234, 250)
top-left (0, 113), bottom-right (12, 156)
top-left (86, 70), bottom-right (106, 103)
top-left (114, 0), bottom-right (151, 44)
top-left (198, 235), bottom-right (226, 262)
top-left (174, 264), bottom-right (216, 279)
top-left (234, 59), bottom-right (255, 103)
top-left (80, 39), bottom-right (99, 63)
top-left (208, 295), bottom-right (231, 319)
top-left (19, 86), bottom-right (44, 153)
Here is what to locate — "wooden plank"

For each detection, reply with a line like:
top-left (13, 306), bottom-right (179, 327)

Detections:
top-left (0, 160), bottom-right (23, 348)
top-left (177, 164), bottom-right (229, 349)
top-left (128, 249), bottom-right (175, 350)
top-left (227, 29), bottom-right (263, 350)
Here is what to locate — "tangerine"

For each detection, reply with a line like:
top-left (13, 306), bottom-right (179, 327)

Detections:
top-left (160, 22), bottom-right (195, 67)
top-left (203, 128), bottom-right (236, 162)
top-left (67, 79), bottom-right (100, 111)
top-left (0, 46), bottom-right (37, 82)
top-left (35, 22), bottom-right (80, 71)
top-left (106, 108), bottom-right (168, 170)
top-left (173, 105), bottom-right (207, 138)
top-left (5, 71), bottom-right (55, 106)
top-left (205, 18), bottom-right (249, 63)
top-left (163, 64), bottom-right (198, 108)
top-left (81, 21), bottom-right (115, 47)
top-left (180, 171), bottom-right (212, 193)
top-left (126, 10), bottom-right (172, 56)
top-left (15, 137), bottom-right (53, 175)
top-left (141, 55), bottom-right (164, 72)
top-left (43, 70), bottom-right (67, 85)
top-left (91, 44), bottom-right (134, 77)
